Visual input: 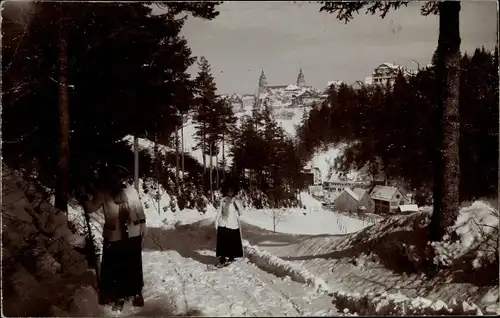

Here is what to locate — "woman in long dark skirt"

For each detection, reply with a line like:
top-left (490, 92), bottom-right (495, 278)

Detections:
top-left (78, 165), bottom-right (147, 311)
top-left (215, 180), bottom-right (245, 266)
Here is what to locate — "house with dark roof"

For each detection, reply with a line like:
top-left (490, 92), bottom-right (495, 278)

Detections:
top-left (370, 185), bottom-right (410, 214)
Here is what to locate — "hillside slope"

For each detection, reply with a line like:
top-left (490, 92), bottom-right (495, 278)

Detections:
top-left (257, 204), bottom-right (499, 314)
top-left (2, 165), bottom-right (102, 317)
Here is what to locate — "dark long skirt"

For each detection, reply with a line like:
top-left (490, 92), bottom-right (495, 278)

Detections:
top-left (216, 226), bottom-right (244, 258)
top-left (99, 236), bottom-right (144, 304)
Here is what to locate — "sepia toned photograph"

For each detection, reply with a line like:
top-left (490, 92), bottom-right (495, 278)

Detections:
top-left (1, 0), bottom-right (498, 316)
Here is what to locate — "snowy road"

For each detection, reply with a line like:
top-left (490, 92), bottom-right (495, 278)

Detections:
top-left (101, 224), bottom-right (336, 316)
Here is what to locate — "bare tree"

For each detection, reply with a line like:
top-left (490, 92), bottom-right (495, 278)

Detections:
top-left (267, 208), bottom-right (290, 232)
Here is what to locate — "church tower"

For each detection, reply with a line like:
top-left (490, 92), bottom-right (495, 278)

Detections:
top-left (296, 68), bottom-right (306, 88)
top-left (258, 70), bottom-right (268, 92)
top-left (257, 70), bottom-right (268, 107)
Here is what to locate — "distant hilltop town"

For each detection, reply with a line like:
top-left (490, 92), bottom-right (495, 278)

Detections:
top-left (223, 62), bottom-right (422, 114)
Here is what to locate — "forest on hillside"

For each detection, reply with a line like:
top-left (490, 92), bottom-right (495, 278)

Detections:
top-left (297, 47), bottom-right (499, 205)
top-left (2, 1), bottom-right (498, 212)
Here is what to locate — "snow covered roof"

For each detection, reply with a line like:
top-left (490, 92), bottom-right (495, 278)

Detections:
top-left (378, 62), bottom-right (401, 70)
top-left (344, 188), bottom-right (359, 201)
top-left (258, 92), bottom-right (269, 99)
top-left (230, 94), bottom-right (243, 102)
top-left (353, 188), bottom-right (367, 199)
top-left (370, 185), bottom-right (398, 201)
top-left (326, 80), bottom-right (343, 87)
top-left (399, 204), bottom-right (419, 212)
top-left (285, 84), bottom-right (300, 91)
top-left (328, 172), bottom-right (345, 183)
top-left (352, 80), bottom-right (365, 88)
top-left (267, 85), bottom-right (288, 90)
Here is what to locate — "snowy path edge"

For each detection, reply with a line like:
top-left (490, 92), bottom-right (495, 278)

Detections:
top-left (242, 240), bottom-right (332, 295)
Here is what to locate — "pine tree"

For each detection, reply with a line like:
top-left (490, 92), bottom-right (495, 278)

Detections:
top-left (193, 56), bottom-right (217, 175)
top-left (2, 2), bottom-right (221, 204)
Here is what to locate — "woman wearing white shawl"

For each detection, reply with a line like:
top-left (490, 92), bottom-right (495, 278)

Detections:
top-left (215, 179), bottom-right (245, 266)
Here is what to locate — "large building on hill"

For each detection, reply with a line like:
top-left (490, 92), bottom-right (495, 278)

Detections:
top-left (257, 69), bottom-right (321, 109)
top-left (370, 62), bottom-right (418, 87)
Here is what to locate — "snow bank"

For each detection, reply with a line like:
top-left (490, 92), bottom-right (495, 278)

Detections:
top-left (332, 289), bottom-right (494, 316)
top-left (2, 165), bottom-right (101, 316)
top-left (138, 179), bottom-right (176, 228)
top-left (240, 207), bottom-right (371, 235)
top-left (242, 240), bottom-right (331, 295)
top-left (174, 206), bottom-right (217, 227)
top-left (431, 200), bottom-right (499, 267)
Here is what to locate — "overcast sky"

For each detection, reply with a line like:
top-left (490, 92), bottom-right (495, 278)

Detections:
top-left (176, 1), bottom-right (497, 94)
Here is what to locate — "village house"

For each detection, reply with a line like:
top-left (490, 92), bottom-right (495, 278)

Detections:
top-left (370, 185), bottom-right (410, 214)
top-left (334, 187), bottom-right (375, 214)
top-left (353, 187), bottom-right (375, 213)
top-left (241, 94), bottom-right (256, 108)
top-left (333, 188), bottom-right (359, 213)
top-left (325, 80), bottom-right (343, 91)
top-left (229, 94), bottom-right (243, 113)
top-left (308, 185), bottom-right (324, 198)
top-left (256, 69), bottom-right (313, 109)
top-left (322, 172), bottom-right (354, 204)
top-left (351, 80), bottom-right (365, 90)
top-left (291, 89), bottom-right (318, 107)
top-left (371, 62), bottom-right (402, 87)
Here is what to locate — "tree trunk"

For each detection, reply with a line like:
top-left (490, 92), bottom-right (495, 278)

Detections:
top-left (273, 210), bottom-right (276, 232)
top-left (209, 143), bottom-right (213, 201)
top-left (154, 133), bottom-right (160, 215)
top-left (55, 12), bottom-right (69, 214)
top-left (222, 133), bottom-right (226, 180)
top-left (216, 151), bottom-right (220, 189)
top-left (181, 117), bottom-right (185, 180)
top-left (429, 1), bottom-right (461, 242)
top-left (175, 125), bottom-right (180, 196)
top-left (202, 121), bottom-right (206, 174)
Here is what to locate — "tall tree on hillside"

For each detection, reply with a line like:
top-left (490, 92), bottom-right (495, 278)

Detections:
top-left (2, 2), bottom-right (221, 208)
top-left (55, 3), bottom-right (70, 213)
top-left (319, 0), bottom-right (462, 241)
top-left (217, 97), bottom-right (237, 181)
top-left (193, 56), bottom-right (217, 175)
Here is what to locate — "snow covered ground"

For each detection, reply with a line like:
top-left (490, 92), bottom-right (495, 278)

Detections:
top-left (67, 178), bottom-right (498, 316)
top-left (239, 192), bottom-right (373, 235)
top-left (114, 224), bottom-right (337, 317)
top-left (255, 202), bottom-right (499, 315)
top-left (274, 107), bottom-right (306, 137)
top-left (240, 207), bottom-right (371, 235)
top-left (68, 182), bottom-right (340, 316)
